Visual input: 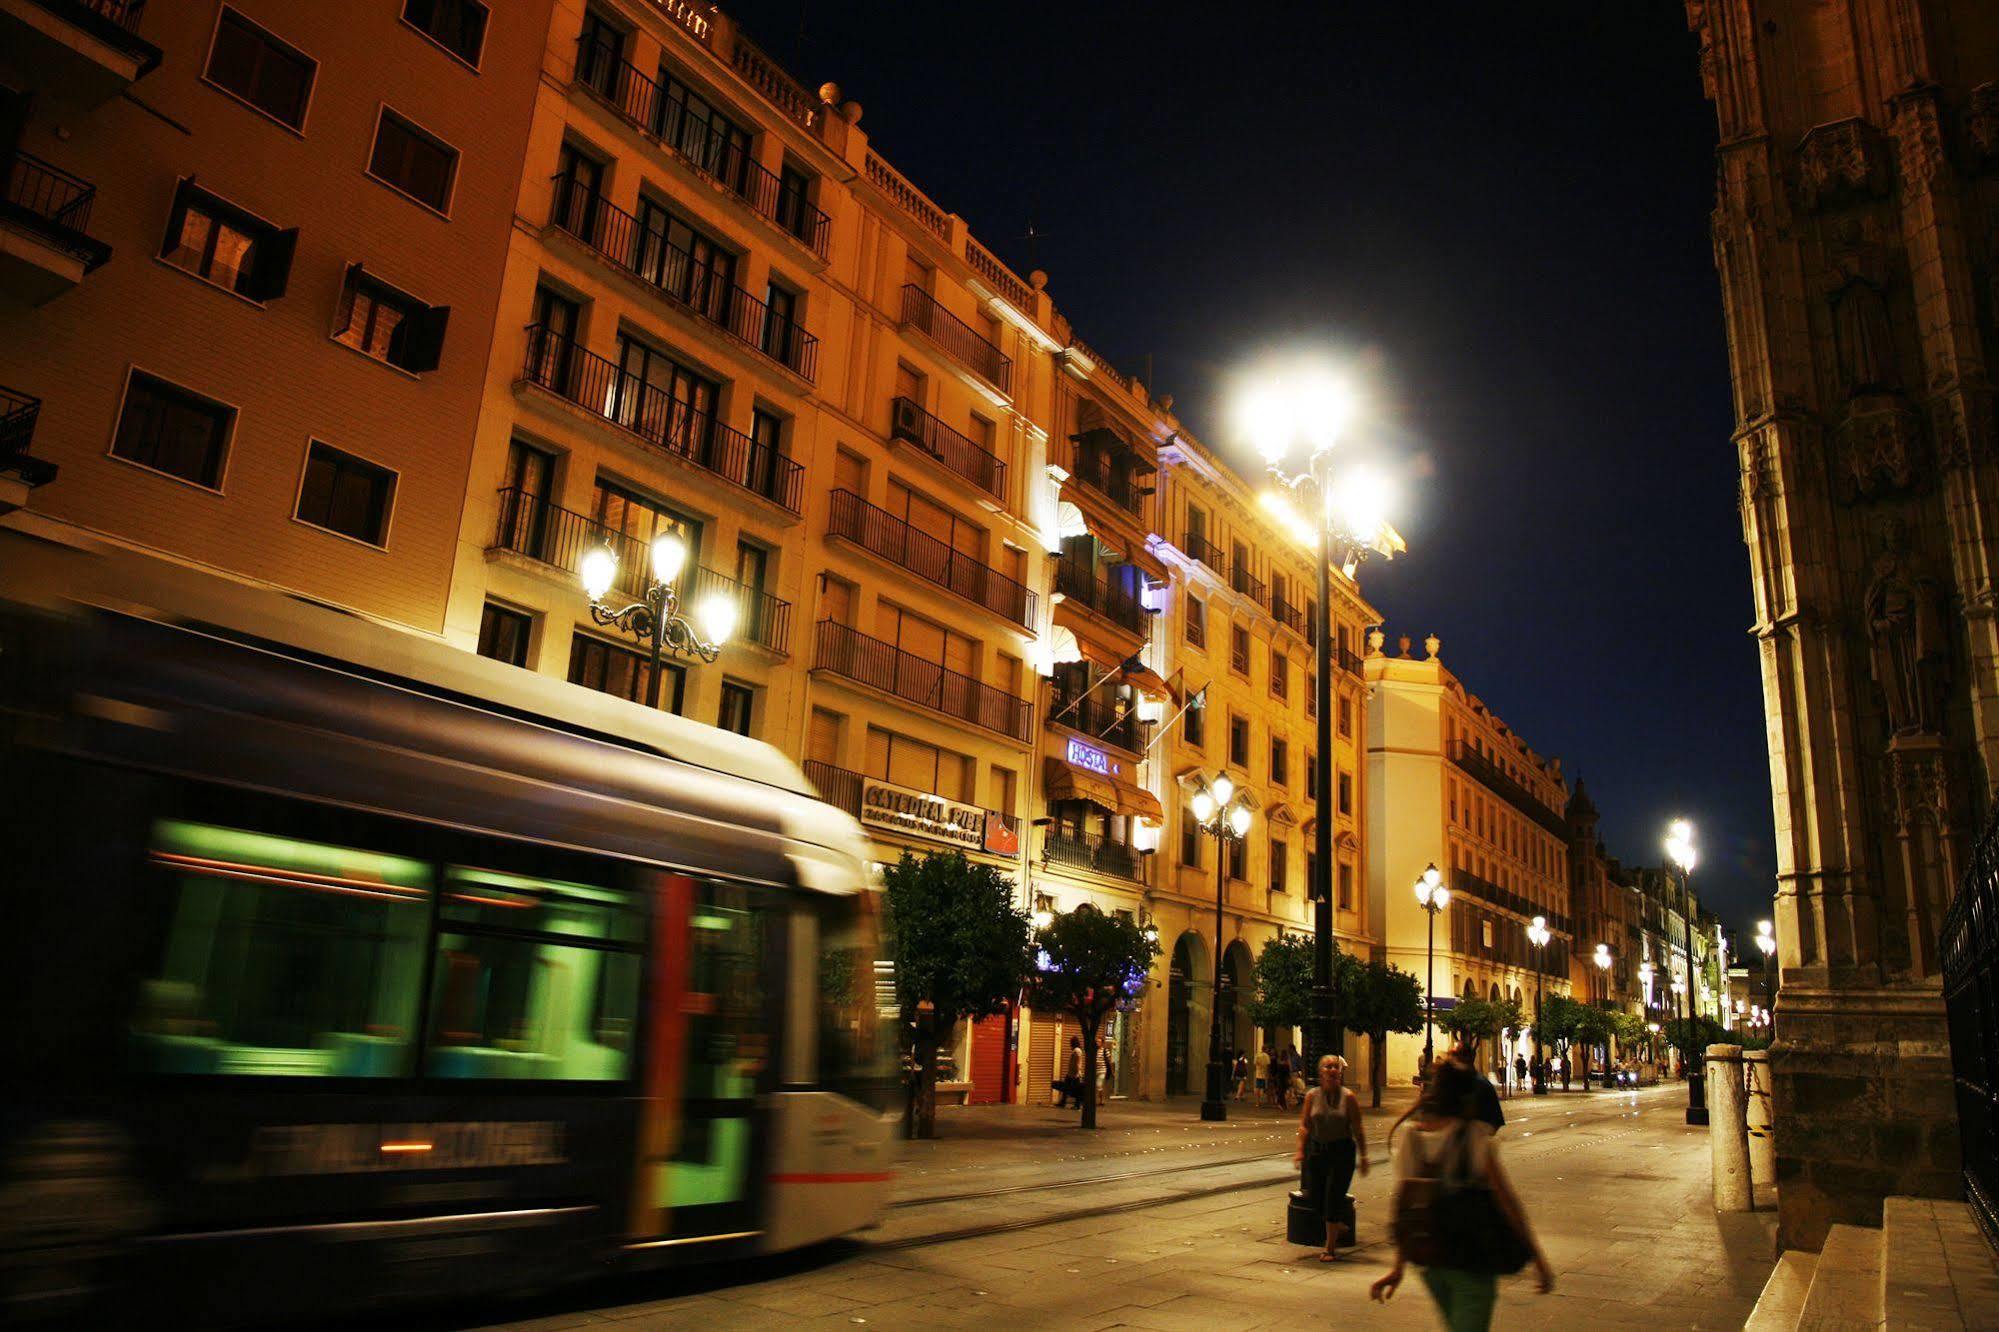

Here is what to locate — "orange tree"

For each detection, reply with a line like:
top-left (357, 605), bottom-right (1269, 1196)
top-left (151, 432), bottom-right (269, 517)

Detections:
top-left (1025, 904), bottom-right (1159, 1129)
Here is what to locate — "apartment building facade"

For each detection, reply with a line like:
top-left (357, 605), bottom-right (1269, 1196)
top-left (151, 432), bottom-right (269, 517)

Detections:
top-left (1, 0), bottom-right (550, 626)
top-left (1563, 780), bottom-right (1643, 1018)
top-left (1365, 632), bottom-right (1574, 1084)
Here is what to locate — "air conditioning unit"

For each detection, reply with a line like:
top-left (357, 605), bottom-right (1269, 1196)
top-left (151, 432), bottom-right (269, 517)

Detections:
top-left (890, 397), bottom-right (925, 443)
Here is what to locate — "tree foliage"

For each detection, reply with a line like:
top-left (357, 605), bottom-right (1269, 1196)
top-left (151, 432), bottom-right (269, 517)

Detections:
top-left (1440, 997), bottom-right (1522, 1047)
top-left (1248, 933), bottom-right (1313, 1034)
top-left (1663, 1015), bottom-right (1731, 1061)
top-left (1334, 955), bottom-right (1425, 1108)
top-left (880, 851), bottom-right (1033, 1139)
top-left (1024, 905), bottom-right (1160, 1129)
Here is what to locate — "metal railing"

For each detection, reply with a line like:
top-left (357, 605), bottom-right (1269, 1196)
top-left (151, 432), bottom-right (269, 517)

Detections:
top-left (900, 285), bottom-right (1012, 393)
top-left (1231, 559), bottom-right (1267, 606)
top-left (1449, 866), bottom-right (1571, 937)
top-left (571, 35), bottom-right (830, 257)
top-left (0, 386), bottom-right (40, 458)
top-left (826, 489), bottom-right (1035, 629)
top-left (1449, 739), bottom-right (1569, 838)
top-left (802, 758), bottom-right (1020, 844)
top-left (1943, 802), bottom-right (1999, 1248)
top-left (1053, 691), bottom-right (1142, 754)
top-left (1338, 643), bottom-right (1365, 674)
top-left (887, 396), bottom-right (1006, 500)
top-left (1271, 594), bottom-right (1306, 635)
top-left (814, 620), bottom-right (1032, 741)
top-left (1184, 531), bottom-right (1224, 572)
top-left (1054, 556), bottom-right (1146, 635)
top-left (1070, 437), bottom-right (1148, 518)
top-left (489, 487), bottom-right (791, 654)
top-left (1043, 830), bottom-right (1143, 883)
top-left (4, 152), bottom-right (110, 268)
top-left (518, 324), bottom-right (803, 513)
top-left (550, 174), bottom-right (818, 380)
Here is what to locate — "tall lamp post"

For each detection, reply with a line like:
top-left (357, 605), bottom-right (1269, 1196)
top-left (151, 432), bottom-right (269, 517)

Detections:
top-left (1592, 943), bottom-right (1612, 1085)
top-left (579, 532), bottom-right (735, 708)
top-left (1527, 915), bottom-right (1551, 1095)
top-left (1413, 863), bottom-right (1449, 1072)
top-left (1755, 919), bottom-right (1777, 1040)
top-left (1664, 819), bottom-right (1708, 1125)
top-left (1189, 772), bottom-right (1255, 1122)
top-left (1249, 373), bottom-right (1399, 1070)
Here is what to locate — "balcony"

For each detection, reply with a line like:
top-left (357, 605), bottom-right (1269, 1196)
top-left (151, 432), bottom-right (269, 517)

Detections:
top-left (1043, 829), bottom-right (1144, 884)
top-left (900, 285), bottom-right (1012, 394)
top-left (6, 1), bottom-right (162, 108)
top-left (814, 620), bottom-right (1032, 742)
top-left (1338, 643), bottom-right (1364, 674)
top-left (1449, 867), bottom-right (1570, 937)
top-left (571, 36), bottom-right (831, 258)
top-left (1054, 556), bottom-right (1147, 636)
top-left (549, 175), bottom-right (818, 381)
top-left (887, 396), bottom-right (1006, 500)
top-left (489, 487), bottom-right (791, 654)
top-left (1184, 531), bottom-right (1224, 572)
top-left (0, 385), bottom-right (56, 499)
top-left (1230, 560), bottom-right (1267, 607)
top-left (1, 152), bottom-right (112, 304)
top-left (518, 324), bottom-right (803, 514)
top-left (1271, 594), bottom-right (1306, 636)
top-left (1069, 430), bottom-right (1150, 520)
top-left (826, 489), bottom-right (1035, 630)
top-left (1051, 692), bottom-right (1143, 755)
top-left (1449, 739), bottom-right (1568, 838)
top-left (803, 759), bottom-right (1020, 856)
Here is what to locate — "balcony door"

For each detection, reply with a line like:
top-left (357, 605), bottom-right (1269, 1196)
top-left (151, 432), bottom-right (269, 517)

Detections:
top-left (613, 334), bottom-right (715, 459)
top-left (498, 439), bottom-right (555, 560)
top-left (590, 477), bottom-right (699, 597)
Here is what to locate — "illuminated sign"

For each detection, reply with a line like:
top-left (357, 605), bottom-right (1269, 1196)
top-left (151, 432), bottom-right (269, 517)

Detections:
top-left (862, 776), bottom-right (1018, 857)
top-left (1066, 736), bottom-right (1117, 776)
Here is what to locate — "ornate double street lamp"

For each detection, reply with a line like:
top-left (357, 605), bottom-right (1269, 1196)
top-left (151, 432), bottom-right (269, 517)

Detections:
top-left (1248, 371), bottom-right (1401, 1071)
top-left (1664, 819), bottom-right (1708, 1125)
top-left (580, 532), bottom-right (736, 710)
top-left (1413, 863), bottom-right (1449, 1072)
top-left (1527, 914), bottom-right (1551, 1095)
top-left (1189, 772), bottom-right (1255, 1122)
top-left (1592, 943), bottom-right (1612, 1084)
top-left (1755, 918), bottom-right (1777, 1040)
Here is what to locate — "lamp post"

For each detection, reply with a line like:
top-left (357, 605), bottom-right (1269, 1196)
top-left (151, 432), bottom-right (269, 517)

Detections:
top-left (1249, 373), bottom-right (1398, 1071)
top-left (1664, 819), bottom-right (1707, 1125)
top-left (1755, 919), bottom-right (1777, 1040)
top-left (1189, 772), bottom-right (1255, 1122)
top-left (579, 532), bottom-right (735, 709)
top-left (1592, 943), bottom-right (1612, 1084)
top-left (1413, 863), bottom-right (1449, 1072)
top-left (1527, 915), bottom-right (1551, 1095)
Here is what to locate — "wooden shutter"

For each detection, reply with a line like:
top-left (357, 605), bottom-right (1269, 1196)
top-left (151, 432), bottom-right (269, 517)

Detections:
top-left (246, 226), bottom-right (299, 300)
top-left (393, 303), bottom-right (451, 372)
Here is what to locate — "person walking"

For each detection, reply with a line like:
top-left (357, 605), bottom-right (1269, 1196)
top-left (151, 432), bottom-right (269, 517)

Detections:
top-left (1055, 1036), bottom-right (1084, 1109)
top-left (1292, 1054), bottom-right (1367, 1262)
top-left (1270, 1047), bottom-right (1292, 1110)
top-left (1514, 1054), bottom-right (1528, 1091)
top-left (1449, 1039), bottom-right (1504, 1131)
top-left (1232, 1052), bottom-right (1251, 1102)
top-left (1371, 1062), bottom-right (1554, 1330)
top-left (1254, 1045), bottom-right (1271, 1106)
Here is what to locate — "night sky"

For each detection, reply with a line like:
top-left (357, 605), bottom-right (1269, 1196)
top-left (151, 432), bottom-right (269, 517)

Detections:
top-left (730, 2), bottom-right (1771, 936)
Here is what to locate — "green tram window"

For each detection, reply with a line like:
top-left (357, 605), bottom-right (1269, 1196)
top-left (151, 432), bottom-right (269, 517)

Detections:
top-left (423, 865), bottom-right (642, 1081)
top-left (664, 884), bottom-right (768, 1208)
top-left (132, 819), bottom-right (431, 1077)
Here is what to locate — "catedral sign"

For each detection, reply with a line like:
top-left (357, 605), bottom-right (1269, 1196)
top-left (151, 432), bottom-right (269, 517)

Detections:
top-left (862, 777), bottom-right (1018, 857)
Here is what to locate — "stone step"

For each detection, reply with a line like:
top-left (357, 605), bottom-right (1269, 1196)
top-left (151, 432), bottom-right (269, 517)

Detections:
top-left (1746, 1249), bottom-right (1818, 1331)
top-left (1882, 1195), bottom-right (1999, 1330)
top-left (1799, 1222), bottom-right (1886, 1330)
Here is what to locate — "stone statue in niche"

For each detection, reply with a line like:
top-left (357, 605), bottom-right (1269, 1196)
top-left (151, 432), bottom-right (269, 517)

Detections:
top-left (1864, 519), bottom-right (1948, 736)
top-left (1832, 276), bottom-right (1899, 397)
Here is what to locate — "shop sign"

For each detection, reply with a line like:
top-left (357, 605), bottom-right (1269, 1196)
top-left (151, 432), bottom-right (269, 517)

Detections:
top-left (862, 776), bottom-right (1017, 857)
top-left (1066, 736), bottom-right (1119, 777)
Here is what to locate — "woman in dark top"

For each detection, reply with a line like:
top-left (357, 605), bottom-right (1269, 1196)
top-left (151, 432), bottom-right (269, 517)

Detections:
top-left (1292, 1054), bottom-right (1367, 1261)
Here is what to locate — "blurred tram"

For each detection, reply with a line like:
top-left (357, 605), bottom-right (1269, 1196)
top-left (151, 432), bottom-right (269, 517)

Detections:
top-left (0, 541), bottom-right (897, 1324)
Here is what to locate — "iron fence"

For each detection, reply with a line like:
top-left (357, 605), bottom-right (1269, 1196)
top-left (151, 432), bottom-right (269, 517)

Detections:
top-left (814, 620), bottom-right (1031, 741)
top-left (900, 284), bottom-right (1012, 393)
top-left (825, 489), bottom-right (1034, 628)
top-left (1943, 801), bottom-right (1999, 1248)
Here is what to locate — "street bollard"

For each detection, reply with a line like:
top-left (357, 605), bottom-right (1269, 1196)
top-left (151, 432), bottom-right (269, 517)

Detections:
top-left (1705, 1043), bottom-right (1750, 1212)
top-left (1743, 1048), bottom-right (1774, 1199)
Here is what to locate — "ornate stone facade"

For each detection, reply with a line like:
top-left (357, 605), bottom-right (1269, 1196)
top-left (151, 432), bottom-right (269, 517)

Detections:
top-left (1686, 0), bottom-right (1999, 1250)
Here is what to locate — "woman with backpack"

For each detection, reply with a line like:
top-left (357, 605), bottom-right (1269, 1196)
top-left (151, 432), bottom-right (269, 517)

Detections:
top-left (1371, 1061), bottom-right (1554, 1330)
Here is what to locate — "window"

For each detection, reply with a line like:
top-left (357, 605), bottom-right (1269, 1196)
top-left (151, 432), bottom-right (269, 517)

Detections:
top-left (1186, 504), bottom-right (1208, 556)
top-left (656, 69), bottom-right (751, 189)
top-left (403, 0), bottom-right (488, 66)
top-left (569, 633), bottom-right (685, 712)
top-left (717, 680), bottom-right (755, 736)
top-left (1184, 693), bottom-right (1206, 748)
top-left (1230, 624), bottom-right (1250, 675)
top-left (1180, 818), bottom-right (1202, 867)
top-left (369, 107), bottom-right (459, 213)
top-left (1270, 838), bottom-right (1288, 893)
top-left (1482, 919), bottom-right (1494, 949)
top-left (477, 602), bottom-right (532, 667)
top-left (334, 265), bottom-right (450, 372)
top-left (866, 726), bottom-right (974, 802)
top-left (111, 371), bottom-right (233, 489)
top-left (576, 8), bottom-right (626, 98)
top-left (1339, 694), bottom-right (1353, 738)
top-left (296, 441), bottom-right (395, 546)
top-left (1337, 861), bottom-right (1354, 910)
top-left (989, 766), bottom-right (1017, 815)
top-left (1307, 751), bottom-right (1319, 796)
top-left (1338, 770), bottom-right (1352, 815)
top-left (1227, 836), bottom-right (1247, 882)
top-left (1185, 595), bottom-right (1207, 648)
top-left (776, 163), bottom-right (815, 242)
top-left (762, 283), bottom-right (801, 365)
top-left (1270, 652), bottom-right (1289, 700)
top-left (160, 181), bottom-right (297, 300)
top-left (1271, 738), bottom-right (1289, 787)
top-left (1228, 714), bottom-right (1249, 769)
top-left (205, 8), bottom-right (315, 130)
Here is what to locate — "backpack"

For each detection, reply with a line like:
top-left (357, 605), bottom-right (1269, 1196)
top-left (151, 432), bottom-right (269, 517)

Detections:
top-left (1393, 1123), bottom-right (1531, 1275)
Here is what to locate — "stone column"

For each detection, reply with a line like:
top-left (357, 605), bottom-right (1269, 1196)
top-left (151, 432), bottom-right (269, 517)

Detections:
top-left (1707, 1044), bottom-right (1751, 1213)
top-left (1744, 1047), bottom-right (1775, 1201)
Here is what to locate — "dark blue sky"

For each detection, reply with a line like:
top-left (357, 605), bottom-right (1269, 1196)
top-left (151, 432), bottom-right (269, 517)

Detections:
top-left (732, 2), bottom-right (1771, 935)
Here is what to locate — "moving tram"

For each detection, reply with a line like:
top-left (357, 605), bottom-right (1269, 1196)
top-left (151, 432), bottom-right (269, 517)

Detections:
top-left (0, 541), bottom-right (896, 1323)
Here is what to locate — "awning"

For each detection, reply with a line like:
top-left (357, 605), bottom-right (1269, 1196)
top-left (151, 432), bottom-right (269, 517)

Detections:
top-left (1118, 783), bottom-right (1164, 824)
top-left (1121, 660), bottom-right (1174, 705)
top-left (1044, 755), bottom-right (1121, 812)
top-left (1122, 540), bottom-right (1172, 586)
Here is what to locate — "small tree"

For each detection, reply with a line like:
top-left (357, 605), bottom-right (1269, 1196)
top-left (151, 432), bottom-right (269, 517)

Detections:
top-left (1538, 994), bottom-right (1585, 1090)
top-left (1337, 956), bottom-right (1424, 1107)
top-left (1663, 1015), bottom-right (1730, 1068)
top-left (1572, 1006), bottom-right (1620, 1088)
top-left (1249, 933), bottom-right (1313, 1048)
top-left (880, 851), bottom-right (1033, 1140)
top-left (1025, 905), bottom-right (1160, 1130)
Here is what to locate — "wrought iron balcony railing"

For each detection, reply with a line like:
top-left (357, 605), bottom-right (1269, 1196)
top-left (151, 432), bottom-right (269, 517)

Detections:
top-left (1054, 556), bottom-right (1146, 635)
top-left (572, 35), bottom-right (831, 257)
top-left (1043, 830), bottom-right (1144, 883)
top-left (814, 620), bottom-right (1032, 741)
top-left (550, 174), bottom-right (817, 380)
top-left (900, 284), bottom-right (1012, 393)
top-left (1449, 739), bottom-right (1568, 838)
top-left (888, 396), bottom-right (1006, 500)
top-left (1, 386), bottom-right (41, 458)
top-left (1069, 450), bottom-right (1147, 519)
top-left (1271, 594), bottom-right (1306, 635)
top-left (490, 487), bottom-right (791, 654)
top-left (1051, 692), bottom-right (1143, 754)
top-left (519, 324), bottom-right (803, 513)
top-left (1231, 560), bottom-right (1267, 606)
top-left (826, 489), bottom-right (1035, 629)
top-left (3, 152), bottom-right (112, 271)
top-left (1184, 532), bottom-right (1224, 572)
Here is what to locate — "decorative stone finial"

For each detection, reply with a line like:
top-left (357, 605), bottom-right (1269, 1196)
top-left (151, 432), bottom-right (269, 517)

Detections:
top-left (1030, 269), bottom-right (1048, 290)
top-left (818, 82), bottom-right (841, 105)
top-left (1157, 394), bottom-right (1174, 412)
top-left (1368, 628), bottom-right (1385, 656)
top-left (1398, 635), bottom-right (1412, 658)
top-left (1425, 633), bottom-right (1441, 660)
top-left (840, 100), bottom-right (863, 125)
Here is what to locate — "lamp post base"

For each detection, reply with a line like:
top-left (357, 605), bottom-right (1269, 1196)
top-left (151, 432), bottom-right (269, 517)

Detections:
top-left (1201, 1057), bottom-right (1229, 1122)
top-left (1685, 1070), bottom-right (1709, 1125)
top-left (1533, 1080), bottom-right (1548, 1096)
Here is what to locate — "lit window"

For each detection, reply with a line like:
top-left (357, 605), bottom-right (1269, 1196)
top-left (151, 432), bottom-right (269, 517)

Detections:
top-left (160, 180), bottom-right (297, 300)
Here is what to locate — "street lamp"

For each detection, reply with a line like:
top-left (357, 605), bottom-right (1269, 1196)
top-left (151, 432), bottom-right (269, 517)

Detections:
top-left (1413, 863), bottom-right (1449, 1072)
top-left (580, 532), bottom-right (734, 709)
top-left (1592, 943), bottom-right (1613, 1085)
top-left (1664, 818), bottom-right (1707, 1125)
top-left (1527, 915), bottom-right (1551, 1095)
top-left (1755, 919), bottom-right (1777, 1039)
top-left (1189, 772), bottom-right (1255, 1122)
top-left (1249, 370), bottom-right (1400, 1073)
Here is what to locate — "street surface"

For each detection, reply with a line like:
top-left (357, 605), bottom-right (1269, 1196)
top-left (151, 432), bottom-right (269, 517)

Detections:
top-left (430, 1083), bottom-right (1775, 1330)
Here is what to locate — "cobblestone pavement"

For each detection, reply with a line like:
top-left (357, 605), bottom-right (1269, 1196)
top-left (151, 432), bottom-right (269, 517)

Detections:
top-left (446, 1083), bottom-right (1776, 1331)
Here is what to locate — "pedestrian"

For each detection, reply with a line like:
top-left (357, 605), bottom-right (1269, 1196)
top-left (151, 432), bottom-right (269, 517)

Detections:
top-left (1254, 1044), bottom-right (1270, 1105)
top-left (1271, 1047), bottom-right (1291, 1110)
top-left (1101, 1039), bottom-right (1116, 1098)
top-left (1514, 1054), bottom-right (1528, 1090)
top-left (1371, 1061), bottom-right (1555, 1329)
top-left (1292, 1054), bottom-right (1367, 1262)
top-left (1054, 1036), bottom-right (1084, 1108)
top-left (1232, 1052), bottom-right (1251, 1101)
top-left (1449, 1039), bottom-right (1504, 1131)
